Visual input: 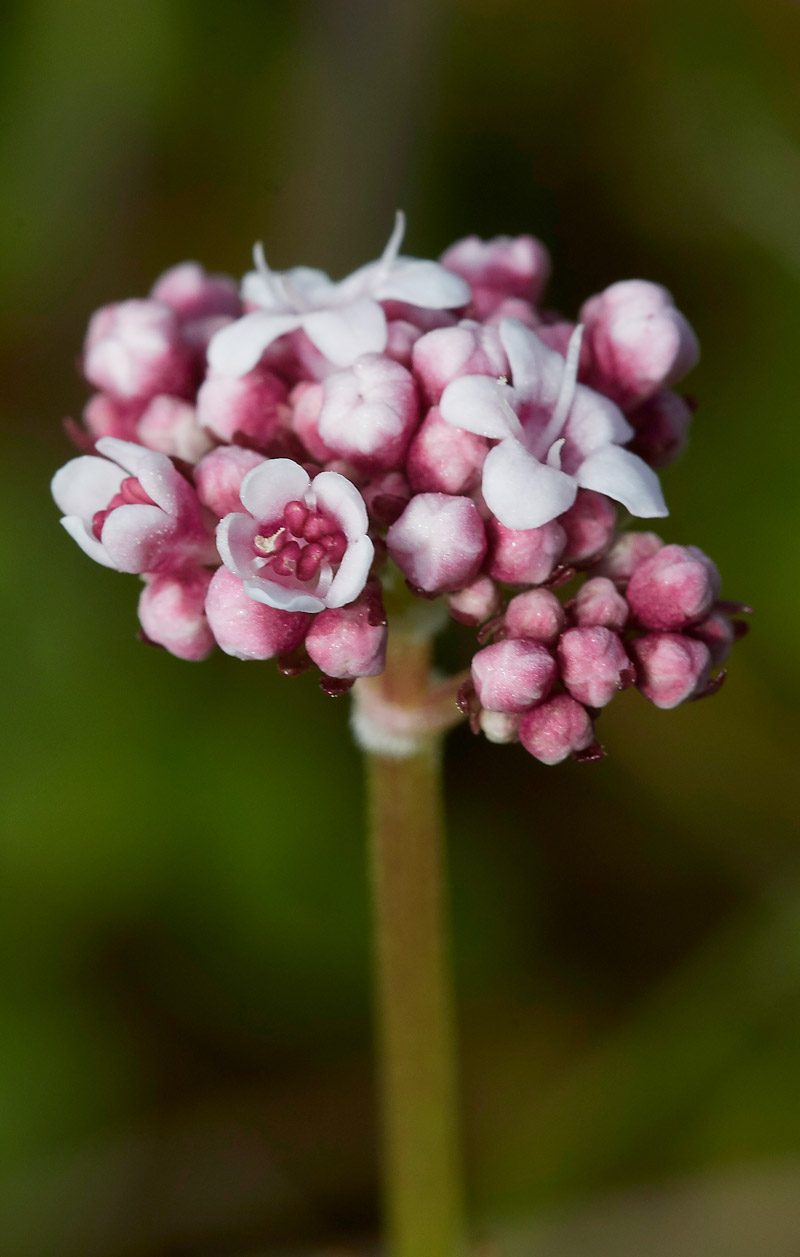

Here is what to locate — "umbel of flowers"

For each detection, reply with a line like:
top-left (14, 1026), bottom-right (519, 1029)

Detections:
top-left (52, 214), bottom-right (749, 763)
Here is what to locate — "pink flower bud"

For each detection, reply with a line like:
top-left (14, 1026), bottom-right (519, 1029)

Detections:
top-left (447, 575), bottom-right (501, 626)
top-left (627, 389), bottom-right (692, 468)
top-left (630, 633), bottom-right (711, 708)
top-left (486, 518), bottom-right (566, 586)
top-left (305, 586), bottom-right (387, 679)
top-left (137, 396), bottom-right (213, 463)
top-left (386, 494), bottom-right (487, 594)
top-left (518, 693), bottom-right (595, 765)
top-left (406, 406), bottom-right (488, 495)
top-left (138, 568), bottom-right (215, 661)
top-left (150, 261), bottom-right (241, 322)
top-left (411, 322), bottom-right (508, 407)
top-left (360, 471), bottom-right (411, 527)
top-left (580, 280), bottom-right (700, 409)
top-left (471, 639), bottom-right (557, 713)
top-left (559, 490), bottom-right (617, 566)
top-left (385, 319), bottom-right (422, 366)
top-left (479, 709), bottom-right (520, 744)
top-left (205, 566), bottom-right (308, 660)
top-left (483, 296), bottom-right (539, 328)
top-left (687, 610), bottom-right (735, 667)
top-left (595, 531), bottom-right (664, 584)
top-left (82, 393), bottom-right (143, 442)
top-left (194, 446), bottom-right (266, 517)
top-left (317, 354), bottom-right (419, 472)
top-left (572, 576), bottom-right (629, 629)
top-left (196, 364), bottom-right (287, 447)
top-left (504, 589), bottom-right (566, 644)
top-left (440, 235), bottom-right (551, 305)
top-left (289, 381), bottom-right (335, 462)
top-left (83, 300), bottom-right (192, 401)
top-left (627, 543), bottom-right (720, 631)
top-left (558, 626), bottom-right (633, 708)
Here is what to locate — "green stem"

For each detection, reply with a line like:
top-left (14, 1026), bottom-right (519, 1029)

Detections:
top-left (365, 635), bottom-right (467, 1257)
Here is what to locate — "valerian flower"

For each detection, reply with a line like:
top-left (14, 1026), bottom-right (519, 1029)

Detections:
top-left (51, 437), bottom-right (215, 573)
top-left (207, 212), bottom-right (471, 376)
top-left (216, 458), bottom-right (374, 613)
top-left (439, 317), bottom-right (667, 530)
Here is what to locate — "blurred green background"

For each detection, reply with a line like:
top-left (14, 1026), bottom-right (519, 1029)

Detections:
top-left (1, 1), bottom-right (799, 1253)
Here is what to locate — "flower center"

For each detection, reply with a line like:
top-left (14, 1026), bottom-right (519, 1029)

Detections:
top-left (253, 499), bottom-right (347, 583)
top-left (92, 476), bottom-right (155, 540)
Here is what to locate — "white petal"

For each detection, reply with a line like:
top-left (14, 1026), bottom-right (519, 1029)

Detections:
top-left (576, 444), bottom-right (668, 517)
top-left (564, 385), bottom-right (633, 457)
top-left (326, 535), bottom-right (374, 608)
top-left (243, 577), bottom-right (325, 614)
top-left (482, 439), bottom-right (577, 530)
top-left (301, 299), bottom-right (387, 366)
top-left (374, 259), bottom-right (471, 309)
top-left (284, 266), bottom-right (338, 301)
top-left (207, 310), bottom-right (300, 376)
top-left (216, 513), bottom-right (260, 578)
top-left (100, 503), bottom-right (171, 573)
top-left (239, 459), bottom-right (311, 522)
top-left (60, 515), bottom-right (116, 567)
top-left (51, 455), bottom-right (125, 521)
top-left (94, 437), bottom-right (150, 478)
top-left (499, 318), bottom-right (565, 405)
top-left (311, 471), bottom-right (369, 540)
top-left (440, 374), bottom-right (522, 440)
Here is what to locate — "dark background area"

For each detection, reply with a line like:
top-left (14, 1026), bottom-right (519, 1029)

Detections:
top-left (1, 1), bottom-right (798, 1253)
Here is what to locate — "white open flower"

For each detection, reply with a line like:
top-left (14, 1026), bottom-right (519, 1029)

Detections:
top-left (440, 318), bottom-right (668, 531)
top-left (216, 459), bottom-right (374, 613)
top-left (207, 212), bottom-right (471, 376)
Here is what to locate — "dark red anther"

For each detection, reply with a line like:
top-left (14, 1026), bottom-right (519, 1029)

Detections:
top-left (319, 674), bottom-right (355, 697)
top-left (296, 541), bottom-right (326, 582)
top-left (303, 511), bottom-right (336, 542)
top-left (405, 581), bottom-right (440, 600)
top-left (733, 620), bottom-right (750, 641)
top-left (320, 531), bottom-right (347, 564)
top-left (137, 628), bottom-right (166, 650)
top-left (691, 669), bottom-right (727, 701)
top-left (572, 740), bottom-right (606, 764)
top-left (119, 476), bottom-right (155, 506)
top-left (284, 500), bottom-right (308, 535)
top-left (270, 539), bottom-right (302, 576)
top-left (91, 509), bottom-right (108, 540)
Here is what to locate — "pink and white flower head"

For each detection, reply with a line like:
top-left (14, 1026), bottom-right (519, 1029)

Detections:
top-left (217, 458), bottom-right (374, 613)
top-left (83, 300), bottom-right (192, 401)
top-left (52, 215), bottom-right (747, 765)
top-left (207, 212), bottom-right (471, 376)
top-left (580, 280), bottom-right (700, 411)
top-left (52, 437), bottom-right (215, 573)
top-left (440, 318), bottom-right (667, 531)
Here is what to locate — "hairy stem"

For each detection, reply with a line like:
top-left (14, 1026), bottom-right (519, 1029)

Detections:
top-left (365, 634), bottom-right (466, 1257)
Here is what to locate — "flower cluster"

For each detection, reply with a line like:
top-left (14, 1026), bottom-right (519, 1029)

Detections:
top-left (52, 214), bottom-right (748, 760)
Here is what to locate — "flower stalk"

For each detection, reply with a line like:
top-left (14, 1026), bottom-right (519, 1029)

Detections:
top-left (362, 630), bottom-right (467, 1257)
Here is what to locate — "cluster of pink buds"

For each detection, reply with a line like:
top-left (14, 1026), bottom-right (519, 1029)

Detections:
top-left (52, 213), bottom-right (748, 761)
